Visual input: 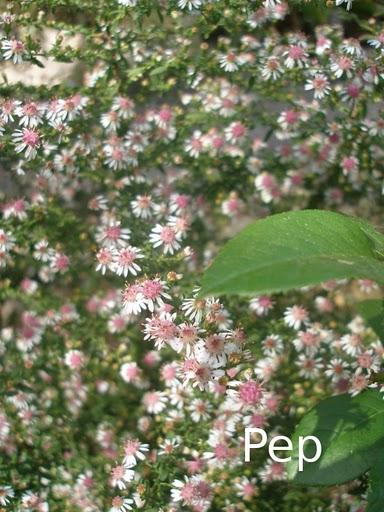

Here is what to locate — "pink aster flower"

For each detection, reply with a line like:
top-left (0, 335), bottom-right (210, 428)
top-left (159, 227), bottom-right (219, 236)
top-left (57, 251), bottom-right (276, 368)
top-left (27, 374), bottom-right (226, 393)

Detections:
top-left (225, 122), bottom-right (247, 142)
top-left (262, 334), bottom-right (283, 355)
top-left (284, 305), bottom-right (309, 330)
top-left (96, 247), bottom-right (114, 274)
top-left (330, 55), bottom-right (354, 78)
top-left (143, 313), bottom-right (177, 349)
top-left (122, 284), bottom-right (147, 315)
top-left (110, 496), bottom-right (134, 512)
top-left (341, 155), bottom-right (358, 176)
top-left (171, 476), bottom-right (199, 506)
top-left (261, 56), bottom-right (283, 81)
top-left (185, 131), bottom-right (204, 157)
top-left (304, 74), bottom-right (331, 100)
top-left (249, 295), bottom-right (275, 316)
top-left (2, 39), bottom-right (26, 64)
top-left (235, 477), bottom-right (258, 499)
top-left (112, 246), bottom-right (144, 277)
top-left (283, 44), bottom-right (309, 68)
top-left (141, 278), bottom-right (171, 312)
top-left (15, 101), bottom-right (45, 128)
top-left (64, 350), bottom-right (86, 370)
top-left (50, 252), bottom-right (70, 273)
top-left (182, 359), bottom-right (224, 391)
top-left (109, 465), bottom-right (135, 490)
top-left (219, 51), bottom-right (240, 72)
top-left (149, 224), bottom-right (181, 255)
top-left (122, 438), bottom-right (149, 467)
top-left (0, 229), bottom-right (15, 252)
top-left (0, 485), bottom-right (14, 506)
top-left (119, 362), bottom-right (143, 385)
top-left (12, 128), bottom-right (41, 159)
top-left (142, 390), bottom-right (167, 414)
top-left (131, 195), bottom-right (153, 219)
top-left (259, 461), bottom-right (286, 482)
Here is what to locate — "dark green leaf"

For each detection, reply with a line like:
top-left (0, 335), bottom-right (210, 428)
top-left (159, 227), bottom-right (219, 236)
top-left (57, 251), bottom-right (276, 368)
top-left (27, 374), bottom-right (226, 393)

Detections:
top-left (287, 390), bottom-right (384, 485)
top-left (200, 210), bottom-right (384, 297)
top-left (30, 56), bottom-right (46, 68)
top-left (357, 300), bottom-right (384, 340)
top-left (367, 455), bottom-right (384, 512)
top-left (360, 225), bottom-right (384, 259)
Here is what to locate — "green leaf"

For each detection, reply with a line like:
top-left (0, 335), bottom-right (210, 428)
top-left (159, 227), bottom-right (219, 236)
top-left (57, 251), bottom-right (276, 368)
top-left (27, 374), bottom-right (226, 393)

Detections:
top-left (357, 299), bottom-right (384, 340)
top-left (287, 390), bottom-right (384, 485)
top-left (29, 56), bottom-right (46, 68)
top-left (367, 455), bottom-right (384, 512)
top-left (360, 225), bottom-right (384, 259)
top-left (150, 63), bottom-right (173, 76)
top-left (200, 210), bottom-right (384, 297)
top-left (127, 64), bottom-right (148, 82)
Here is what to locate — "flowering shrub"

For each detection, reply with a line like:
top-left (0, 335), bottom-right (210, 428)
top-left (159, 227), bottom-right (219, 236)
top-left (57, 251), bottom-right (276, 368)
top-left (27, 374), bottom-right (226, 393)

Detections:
top-left (0, 0), bottom-right (383, 510)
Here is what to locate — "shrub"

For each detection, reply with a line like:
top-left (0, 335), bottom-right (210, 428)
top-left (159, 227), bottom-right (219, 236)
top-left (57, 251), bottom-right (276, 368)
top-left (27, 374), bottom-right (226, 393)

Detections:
top-left (0, 1), bottom-right (383, 510)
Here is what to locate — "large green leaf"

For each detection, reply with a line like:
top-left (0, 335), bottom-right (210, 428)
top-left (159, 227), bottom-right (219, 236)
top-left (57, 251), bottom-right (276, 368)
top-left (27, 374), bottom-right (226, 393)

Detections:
top-left (358, 299), bottom-right (384, 389)
top-left (357, 299), bottom-right (384, 340)
top-left (367, 456), bottom-right (384, 512)
top-left (286, 390), bottom-right (384, 485)
top-left (200, 210), bottom-right (384, 297)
